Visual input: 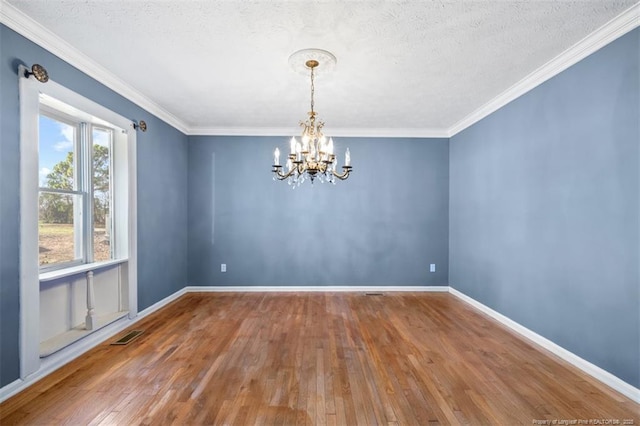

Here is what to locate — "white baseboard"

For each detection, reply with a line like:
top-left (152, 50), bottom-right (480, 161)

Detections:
top-left (449, 286), bottom-right (640, 404)
top-left (0, 287), bottom-right (187, 403)
top-left (137, 287), bottom-right (187, 319)
top-left (184, 285), bottom-right (449, 293)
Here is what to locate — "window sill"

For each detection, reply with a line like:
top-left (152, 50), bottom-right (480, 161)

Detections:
top-left (39, 258), bottom-right (127, 282)
top-left (39, 310), bottom-right (129, 357)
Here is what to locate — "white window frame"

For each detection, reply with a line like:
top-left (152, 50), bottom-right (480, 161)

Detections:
top-left (37, 107), bottom-right (117, 271)
top-left (19, 67), bottom-right (138, 378)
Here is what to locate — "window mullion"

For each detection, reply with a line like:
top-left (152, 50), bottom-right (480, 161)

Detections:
top-left (108, 131), bottom-right (115, 258)
top-left (73, 123), bottom-right (83, 263)
top-left (80, 122), bottom-right (94, 264)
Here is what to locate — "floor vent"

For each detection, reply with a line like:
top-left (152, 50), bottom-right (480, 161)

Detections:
top-left (365, 292), bottom-right (385, 296)
top-left (111, 330), bottom-right (144, 345)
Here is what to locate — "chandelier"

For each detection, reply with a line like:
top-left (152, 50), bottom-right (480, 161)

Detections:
top-left (272, 49), bottom-right (352, 187)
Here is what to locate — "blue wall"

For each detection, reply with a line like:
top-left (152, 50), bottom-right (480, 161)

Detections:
top-left (0, 25), bottom-right (189, 387)
top-left (188, 136), bottom-right (450, 286)
top-left (449, 29), bottom-right (639, 387)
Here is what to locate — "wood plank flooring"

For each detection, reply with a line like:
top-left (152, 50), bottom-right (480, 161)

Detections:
top-left (0, 292), bottom-right (637, 425)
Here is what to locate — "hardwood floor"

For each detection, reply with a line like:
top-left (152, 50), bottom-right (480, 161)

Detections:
top-left (1, 292), bottom-right (637, 425)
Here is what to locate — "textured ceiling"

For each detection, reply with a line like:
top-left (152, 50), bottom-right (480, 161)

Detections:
top-left (4, 0), bottom-right (638, 135)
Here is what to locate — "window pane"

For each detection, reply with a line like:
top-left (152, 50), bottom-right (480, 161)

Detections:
top-left (93, 127), bottom-right (112, 262)
top-left (39, 192), bottom-right (82, 267)
top-left (39, 115), bottom-right (76, 190)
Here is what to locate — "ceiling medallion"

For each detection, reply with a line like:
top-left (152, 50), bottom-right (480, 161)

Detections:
top-left (272, 49), bottom-right (352, 187)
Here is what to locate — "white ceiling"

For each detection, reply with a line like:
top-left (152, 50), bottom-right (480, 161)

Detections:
top-left (3, 0), bottom-right (638, 136)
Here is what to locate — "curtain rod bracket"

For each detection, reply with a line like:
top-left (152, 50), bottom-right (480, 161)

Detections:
top-left (132, 120), bottom-right (147, 132)
top-left (24, 63), bottom-right (49, 83)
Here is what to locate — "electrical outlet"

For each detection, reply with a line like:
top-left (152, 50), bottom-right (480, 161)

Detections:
top-left (221, 263), bottom-right (227, 272)
top-left (430, 263), bottom-right (436, 272)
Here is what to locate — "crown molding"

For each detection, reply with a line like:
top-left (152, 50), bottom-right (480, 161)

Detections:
top-left (188, 126), bottom-right (450, 138)
top-left (0, 0), bottom-right (189, 134)
top-left (188, 127), bottom-right (292, 137)
top-left (2, 1), bottom-right (638, 139)
top-left (325, 127), bottom-right (450, 139)
top-left (447, 2), bottom-right (640, 137)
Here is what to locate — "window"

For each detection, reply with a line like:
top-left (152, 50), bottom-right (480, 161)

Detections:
top-left (38, 107), bottom-right (114, 270)
top-left (20, 67), bottom-right (138, 378)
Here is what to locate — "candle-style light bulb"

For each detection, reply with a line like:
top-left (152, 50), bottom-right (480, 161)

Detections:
top-left (328, 138), bottom-right (334, 155)
top-left (274, 147), bottom-right (280, 166)
top-left (295, 142), bottom-right (302, 161)
top-left (345, 148), bottom-right (351, 167)
top-left (290, 137), bottom-right (296, 154)
top-left (321, 141), bottom-right (327, 161)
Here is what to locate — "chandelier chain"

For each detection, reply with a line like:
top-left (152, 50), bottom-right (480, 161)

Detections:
top-left (310, 65), bottom-right (315, 115)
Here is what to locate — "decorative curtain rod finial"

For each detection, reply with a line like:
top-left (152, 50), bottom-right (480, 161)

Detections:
top-left (24, 64), bottom-right (49, 83)
top-left (132, 120), bottom-right (147, 132)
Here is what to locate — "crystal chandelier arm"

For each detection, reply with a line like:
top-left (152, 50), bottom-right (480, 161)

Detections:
top-left (331, 166), bottom-right (353, 181)
top-left (272, 165), bottom-right (296, 180)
